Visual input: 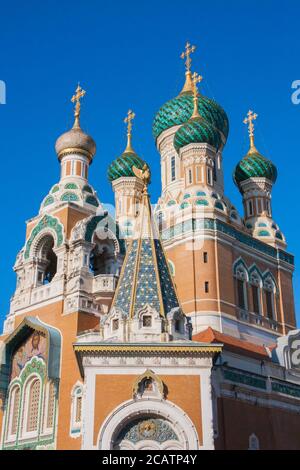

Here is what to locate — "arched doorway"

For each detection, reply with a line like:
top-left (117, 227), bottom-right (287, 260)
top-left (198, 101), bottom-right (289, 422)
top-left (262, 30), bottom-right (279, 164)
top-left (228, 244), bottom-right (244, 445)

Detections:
top-left (97, 399), bottom-right (199, 450)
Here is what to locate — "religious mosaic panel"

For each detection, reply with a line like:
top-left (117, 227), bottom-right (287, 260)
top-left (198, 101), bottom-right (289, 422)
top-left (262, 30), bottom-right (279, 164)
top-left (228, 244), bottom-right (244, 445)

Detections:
top-left (11, 331), bottom-right (47, 380)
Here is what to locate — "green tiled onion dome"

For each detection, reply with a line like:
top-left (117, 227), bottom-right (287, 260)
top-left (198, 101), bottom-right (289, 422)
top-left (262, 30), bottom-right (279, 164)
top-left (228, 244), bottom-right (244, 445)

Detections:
top-left (108, 151), bottom-right (150, 182)
top-left (152, 90), bottom-right (229, 143)
top-left (233, 148), bottom-right (277, 188)
top-left (174, 116), bottom-right (222, 152)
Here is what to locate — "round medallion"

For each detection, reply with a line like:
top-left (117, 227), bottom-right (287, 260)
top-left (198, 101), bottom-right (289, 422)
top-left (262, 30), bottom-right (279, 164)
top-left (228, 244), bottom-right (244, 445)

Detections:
top-left (138, 420), bottom-right (157, 439)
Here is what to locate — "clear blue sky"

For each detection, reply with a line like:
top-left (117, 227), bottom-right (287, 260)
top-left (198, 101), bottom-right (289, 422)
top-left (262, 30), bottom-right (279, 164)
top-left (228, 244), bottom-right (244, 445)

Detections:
top-left (0, 0), bottom-right (299, 329)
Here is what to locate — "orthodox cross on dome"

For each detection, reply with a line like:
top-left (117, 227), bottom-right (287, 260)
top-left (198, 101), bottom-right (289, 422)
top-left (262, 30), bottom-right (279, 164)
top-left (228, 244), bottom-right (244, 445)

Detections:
top-left (180, 42), bottom-right (196, 72)
top-left (191, 71), bottom-right (203, 118)
top-left (124, 109), bottom-right (135, 153)
top-left (244, 109), bottom-right (258, 151)
top-left (71, 84), bottom-right (86, 128)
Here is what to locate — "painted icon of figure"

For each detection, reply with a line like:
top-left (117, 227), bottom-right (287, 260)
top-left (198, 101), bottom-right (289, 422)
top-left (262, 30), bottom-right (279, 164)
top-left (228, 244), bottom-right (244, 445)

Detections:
top-left (29, 332), bottom-right (46, 360)
top-left (144, 378), bottom-right (153, 391)
top-left (12, 346), bottom-right (26, 378)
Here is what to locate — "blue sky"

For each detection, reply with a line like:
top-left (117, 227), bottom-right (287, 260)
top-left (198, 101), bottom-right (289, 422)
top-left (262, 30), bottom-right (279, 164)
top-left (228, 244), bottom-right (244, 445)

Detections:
top-left (0, 0), bottom-right (299, 329)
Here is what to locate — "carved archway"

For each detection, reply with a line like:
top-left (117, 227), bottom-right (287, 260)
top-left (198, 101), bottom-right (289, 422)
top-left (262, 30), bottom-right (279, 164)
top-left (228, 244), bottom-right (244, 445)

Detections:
top-left (97, 398), bottom-right (199, 450)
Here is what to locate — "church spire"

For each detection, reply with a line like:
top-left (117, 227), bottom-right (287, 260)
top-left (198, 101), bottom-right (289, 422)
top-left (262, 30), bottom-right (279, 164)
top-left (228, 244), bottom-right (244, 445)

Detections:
top-left (110, 164), bottom-right (180, 320)
top-left (243, 109), bottom-right (258, 154)
top-left (180, 41), bottom-right (196, 94)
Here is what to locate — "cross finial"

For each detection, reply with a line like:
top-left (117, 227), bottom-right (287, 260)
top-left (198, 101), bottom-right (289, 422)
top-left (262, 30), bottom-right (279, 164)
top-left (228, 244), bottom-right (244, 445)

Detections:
top-left (243, 110), bottom-right (258, 151)
top-left (180, 42), bottom-right (196, 72)
top-left (191, 72), bottom-right (203, 118)
top-left (71, 84), bottom-right (86, 128)
top-left (124, 109), bottom-right (135, 153)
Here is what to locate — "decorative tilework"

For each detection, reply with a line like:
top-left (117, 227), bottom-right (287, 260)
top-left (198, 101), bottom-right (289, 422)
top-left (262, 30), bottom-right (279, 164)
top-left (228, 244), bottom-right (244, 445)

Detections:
top-left (117, 418), bottom-right (178, 444)
top-left (61, 192), bottom-right (79, 202)
top-left (64, 183), bottom-right (78, 190)
top-left (195, 199), bottom-right (208, 206)
top-left (271, 380), bottom-right (300, 398)
top-left (161, 218), bottom-right (294, 266)
top-left (25, 215), bottom-right (64, 259)
top-left (223, 368), bottom-right (267, 390)
top-left (152, 91), bottom-right (229, 141)
top-left (234, 150), bottom-right (277, 186)
top-left (133, 240), bottom-right (161, 316)
top-left (113, 198), bottom-right (180, 318)
top-left (174, 116), bottom-right (222, 152)
top-left (108, 151), bottom-right (150, 182)
top-left (154, 239), bottom-right (179, 313)
top-left (43, 196), bottom-right (54, 207)
top-left (258, 230), bottom-right (270, 237)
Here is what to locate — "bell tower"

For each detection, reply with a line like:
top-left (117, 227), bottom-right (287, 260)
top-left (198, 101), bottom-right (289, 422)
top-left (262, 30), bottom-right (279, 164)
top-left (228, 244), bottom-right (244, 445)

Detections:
top-left (108, 110), bottom-right (148, 234)
top-left (233, 110), bottom-right (286, 248)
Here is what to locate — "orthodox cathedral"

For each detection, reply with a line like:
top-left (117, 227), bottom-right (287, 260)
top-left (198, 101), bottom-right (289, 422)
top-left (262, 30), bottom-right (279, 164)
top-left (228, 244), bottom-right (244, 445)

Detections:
top-left (1, 43), bottom-right (300, 451)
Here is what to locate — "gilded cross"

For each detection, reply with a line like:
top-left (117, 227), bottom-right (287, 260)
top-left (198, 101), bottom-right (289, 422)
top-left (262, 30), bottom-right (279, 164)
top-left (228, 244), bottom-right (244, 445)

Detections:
top-left (243, 110), bottom-right (258, 149)
top-left (180, 42), bottom-right (196, 72)
top-left (192, 71), bottom-right (203, 95)
top-left (124, 109), bottom-right (135, 135)
top-left (124, 109), bottom-right (135, 153)
top-left (191, 72), bottom-right (203, 118)
top-left (71, 84), bottom-right (86, 120)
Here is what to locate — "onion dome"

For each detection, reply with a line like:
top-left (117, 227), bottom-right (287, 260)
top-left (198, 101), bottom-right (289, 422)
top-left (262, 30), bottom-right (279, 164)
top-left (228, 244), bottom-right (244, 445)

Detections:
top-left (55, 85), bottom-right (96, 161)
top-left (108, 110), bottom-right (150, 182)
top-left (152, 42), bottom-right (229, 144)
top-left (152, 70), bottom-right (229, 144)
top-left (174, 116), bottom-right (222, 152)
top-left (233, 149), bottom-right (277, 186)
top-left (233, 110), bottom-right (277, 190)
top-left (174, 72), bottom-right (222, 152)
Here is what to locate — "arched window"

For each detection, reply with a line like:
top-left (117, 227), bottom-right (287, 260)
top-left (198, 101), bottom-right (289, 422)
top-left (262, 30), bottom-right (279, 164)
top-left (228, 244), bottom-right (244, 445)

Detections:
top-left (35, 235), bottom-right (57, 285)
top-left (171, 156), bottom-right (176, 182)
top-left (249, 269), bottom-right (262, 315)
top-left (42, 381), bottom-right (56, 434)
top-left (157, 212), bottom-right (164, 232)
top-left (234, 261), bottom-right (248, 311)
top-left (247, 200), bottom-right (254, 217)
top-left (263, 275), bottom-right (276, 320)
top-left (22, 377), bottom-right (41, 436)
top-left (6, 385), bottom-right (21, 441)
top-left (70, 383), bottom-right (83, 437)
top-left (89, 231), bottom-right (117, 276)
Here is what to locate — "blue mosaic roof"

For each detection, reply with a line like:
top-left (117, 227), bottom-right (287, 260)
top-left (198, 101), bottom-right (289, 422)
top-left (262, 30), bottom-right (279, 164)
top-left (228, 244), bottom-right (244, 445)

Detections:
top-left (112, 199), bottom-right (180, 318)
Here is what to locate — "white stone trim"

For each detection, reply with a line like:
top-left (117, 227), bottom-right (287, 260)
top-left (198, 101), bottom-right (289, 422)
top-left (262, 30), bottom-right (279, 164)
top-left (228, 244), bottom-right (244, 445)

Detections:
top-left (96, 398), bottom-right (200, 450)
top-left (69, 380), bottom-right (83, 438)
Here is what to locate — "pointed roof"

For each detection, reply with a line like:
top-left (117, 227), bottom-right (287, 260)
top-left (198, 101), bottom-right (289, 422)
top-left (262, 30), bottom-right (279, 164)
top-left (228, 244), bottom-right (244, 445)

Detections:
top-left (111, 169), bottom-right (180, 319)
